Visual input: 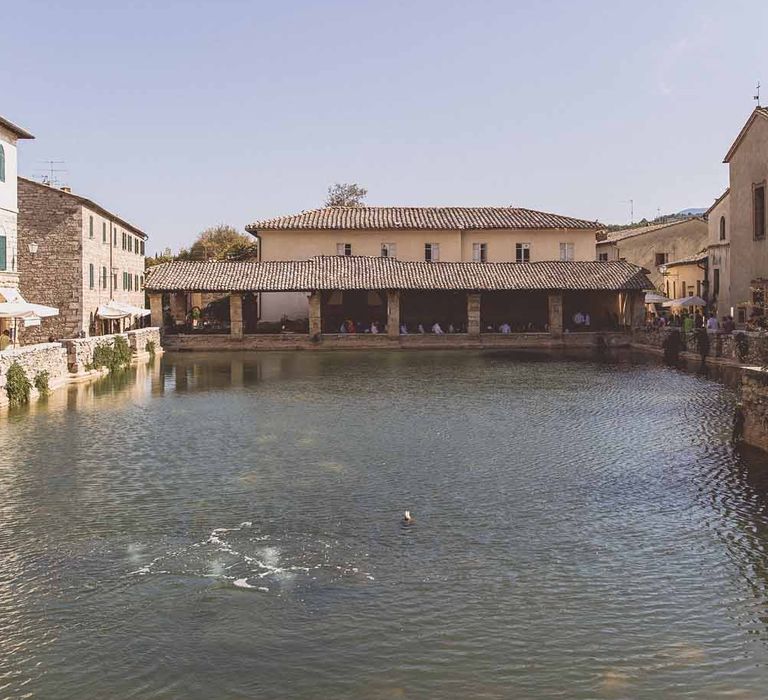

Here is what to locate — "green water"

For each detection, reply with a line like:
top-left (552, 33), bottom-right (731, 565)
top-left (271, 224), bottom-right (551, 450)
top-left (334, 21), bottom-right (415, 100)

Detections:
top-left (1, 350), bottom-right (767, 699)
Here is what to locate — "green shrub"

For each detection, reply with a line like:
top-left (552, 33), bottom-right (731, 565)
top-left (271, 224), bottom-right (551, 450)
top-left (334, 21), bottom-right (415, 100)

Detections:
top-left (5, 362), bottom-right (31, 406)
top-left (91, 335), bottom-right (132, 373)
top-left (33, 370), bottom-right (50, 396)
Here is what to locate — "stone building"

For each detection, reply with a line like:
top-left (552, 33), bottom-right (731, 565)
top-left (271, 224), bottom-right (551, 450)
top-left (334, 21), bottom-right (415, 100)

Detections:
top-left (145, 255), bottom-right (651, 351)
top-left (245, 206), bottom-right (602, 322)
top-left (17, 177), bottom-right (148, 341)
top-left (707, 107), bottom-right (768, 326)
top-left (595, 217), bottom-right (708, 295)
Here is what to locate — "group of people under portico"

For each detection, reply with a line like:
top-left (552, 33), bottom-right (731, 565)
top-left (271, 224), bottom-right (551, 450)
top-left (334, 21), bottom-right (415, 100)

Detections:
top-left (337, 319), bottom-right (466, 335)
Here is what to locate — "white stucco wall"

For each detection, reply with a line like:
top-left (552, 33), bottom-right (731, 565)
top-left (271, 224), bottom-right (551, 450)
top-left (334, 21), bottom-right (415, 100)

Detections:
top-left (0, 125), bottom-right (19, 289)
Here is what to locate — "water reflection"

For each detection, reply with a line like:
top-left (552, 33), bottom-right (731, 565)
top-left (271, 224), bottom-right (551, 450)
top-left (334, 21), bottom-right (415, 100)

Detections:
top-left (1, 350), bottom-right (768, 699)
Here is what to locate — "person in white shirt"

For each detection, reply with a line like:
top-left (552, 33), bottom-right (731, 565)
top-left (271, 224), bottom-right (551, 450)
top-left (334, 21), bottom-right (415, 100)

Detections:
top-left (583, 312), bottom-right (591, 329)
top-left (339, 322), bottom-right (347, 334)
top-left (706, 314), bottom-right (719, 331)
top-left (417, 323), bottom-right (426, 334)
top-left (400, 323), bottom-right (408, 335)
top-left (573, 311), bottom-right (584, 327)
top-left (370, 321), bottom-right (379, 334)
top-left (432, 322), bottom-right (444, 334)
top-left (499, 322), bottom-right (511, 334)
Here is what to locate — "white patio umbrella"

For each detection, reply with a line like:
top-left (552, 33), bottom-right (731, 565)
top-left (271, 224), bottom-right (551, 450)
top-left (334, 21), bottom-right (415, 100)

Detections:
top-left (645, 292), bottom-right (669, 304)
top-left (662, 296), bottom-right (707, 308)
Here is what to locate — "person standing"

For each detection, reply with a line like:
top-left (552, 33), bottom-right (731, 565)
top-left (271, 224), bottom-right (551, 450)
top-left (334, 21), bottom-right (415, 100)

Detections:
top-left (0, 329), bottom-right (11, 351)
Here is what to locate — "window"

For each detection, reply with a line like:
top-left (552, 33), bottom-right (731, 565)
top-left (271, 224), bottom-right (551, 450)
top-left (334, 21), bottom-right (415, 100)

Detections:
top-left (515, 242), bottom-right (530, 263)
top-left (424, 243), bottom-right (440, 262)
top-left (713, 268), bottom-right (720, 297)
top-left (102, 222), bottom-right (107, 243)
top-left (122, 232), bottom-right (127, 250)
top-left (113, 272), bottom-right (118, 290)
top-left (89, 263), bottom-right (95, 289)
top-left (719, 216), bottom-right (726, 241)
top-left (102, 266), bottom-right (107, 289)
top-left (0, 144), bottom-right (4, 182)
top-left (128, 236), bottom-right (133, 253)
top-left (655, 252), bottom-right (668, 266)
top-left (598, 252), bottom-right (609, 262)
top-left (0, 233), bottom-right (6, 271)
top-left (472, 242), bottom-right (488, 263)
top-left (559, 242), bottom-right (575, 261)
top-left (113, 227), bottom-right (117, 247)
top-left (140, 275), bottom-right (144, 289)
top-left (122, 272), bottom-right (127, 290)
top-left (336, 243), bottom-right (351, 256)
top-left (89, 216), bottom-right (94, 239)
top-left (381, 242), bottom-right (396, 258)
top-left (754, 184), bottom-right (766, 240)
top-left (135, 274), bottom-right (139, 291)
top-left (140, 241), bottom-right (145, 256)
top-left (738, 307), bottom-right (746, 324)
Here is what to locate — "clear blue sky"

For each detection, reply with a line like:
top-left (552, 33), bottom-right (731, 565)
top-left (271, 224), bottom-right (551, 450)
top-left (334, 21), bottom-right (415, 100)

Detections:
top-left (3, 0), bottom-right (766, 253)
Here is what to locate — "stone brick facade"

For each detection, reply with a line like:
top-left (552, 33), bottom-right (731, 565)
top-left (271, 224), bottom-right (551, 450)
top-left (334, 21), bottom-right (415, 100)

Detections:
top-left (63, 327), bottom-right (161, 373)
top-left (17, 177), bottom-right (147, 343)
top-left (741, 370), bottom-right (768, 453)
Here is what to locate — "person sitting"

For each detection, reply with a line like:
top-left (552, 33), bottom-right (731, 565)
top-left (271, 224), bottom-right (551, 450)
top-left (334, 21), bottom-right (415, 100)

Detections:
top-left (448, 323), bottom-right (456, 333)
top-left (417, 323), bottom-right (426, 334)
top-left (400, 323), bottom-right (408, 335)
top-left (499, 322), bottom-right (511, 334)
top-left (432, 322), bottom-right (444, 334)
top-left (345, 319), bottom-right (356, 333)
top-left (370, 321), bottom-right (380, 334)
top-left (583, 312), bottom-right (591, 329)
top-left (339, 321), bottom-right (348, 334)
top-left (0, 329), bottom-right (11, 351)
top-left (572, 311), bottom-right (585, 328)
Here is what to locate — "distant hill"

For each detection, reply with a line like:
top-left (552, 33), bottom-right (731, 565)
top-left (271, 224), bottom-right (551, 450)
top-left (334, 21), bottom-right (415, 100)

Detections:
top-left (675, 207), bottom-right (707, 217)
top-left (604, 207), bottom-right (707, 231)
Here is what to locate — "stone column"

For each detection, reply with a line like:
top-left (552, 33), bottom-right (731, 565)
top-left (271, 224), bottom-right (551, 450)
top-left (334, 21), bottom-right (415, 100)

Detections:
top-left (169, 292), bottom-right (187, 327)
top-left (149, 293), bottom-right (163, 329)
top-left (548, 292), bottom-right (563, 337)
top-left (630, 291), bottom-right (646, 330)
top-left (467, 292), bottom-right (481, 337)
top-left (308, 291), bottom-right (322, 338)
top-left (387, 290), bottom-right (401, 338)
top-left (230, 293), bottom-right (243, 339)
top-left (190, 292), bottom-right (203, 330)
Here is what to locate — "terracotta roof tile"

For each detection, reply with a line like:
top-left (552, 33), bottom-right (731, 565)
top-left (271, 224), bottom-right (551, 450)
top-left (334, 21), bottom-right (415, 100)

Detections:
top-left (247, 207), bottom-right (601, 232)
top-left (145, 256), bottom-right (652, 293)
top-left (597, 217), bottom-right (705, 244)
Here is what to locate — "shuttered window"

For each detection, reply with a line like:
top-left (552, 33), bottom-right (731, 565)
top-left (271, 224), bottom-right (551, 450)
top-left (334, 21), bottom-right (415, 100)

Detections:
top-left (102, 266), bottom-right (107, 289)
top-left (0, 234), bottom-right (6, 271)
top-left (0, 144), bottom-right (5, 182)
top-left (89, 263), bottom-right (95, 289)
top-left (89, 216), bottom-right (94, 239)
top-left (103, 222), bottom-right (107, 243)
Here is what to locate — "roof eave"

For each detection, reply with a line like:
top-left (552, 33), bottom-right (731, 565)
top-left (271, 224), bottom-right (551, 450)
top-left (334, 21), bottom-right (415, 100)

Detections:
top-left (0, 116), bottom-right (34, 140)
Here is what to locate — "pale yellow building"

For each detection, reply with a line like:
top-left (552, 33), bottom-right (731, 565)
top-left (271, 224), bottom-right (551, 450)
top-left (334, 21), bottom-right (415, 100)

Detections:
top-left (246, 206), bottom-right (601, 321)
top-left (659, 252), bottom-right (707, 300)
top-left (595, 217), bottom-right (708, 293)
top-left (709, 107), bottom-right (768, 326)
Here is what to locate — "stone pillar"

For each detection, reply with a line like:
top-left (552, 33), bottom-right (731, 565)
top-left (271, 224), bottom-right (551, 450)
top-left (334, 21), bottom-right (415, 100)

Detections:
top-left (548, 292), bottom-right (563, 337)
top-left (230, 293), bottom-right (243, 339)
top-left (630, 291), bottom-right (646, 330)
top-left (387, 290), bottom-right (401, 338)
top-left (467, 293), bottom-right (481, 337)
top-left (308, 291), bottom-right (322, 338)
top-left (169, 292), bottom-right (187, 327)
top-left (149, 293), bottom-right (163, 329)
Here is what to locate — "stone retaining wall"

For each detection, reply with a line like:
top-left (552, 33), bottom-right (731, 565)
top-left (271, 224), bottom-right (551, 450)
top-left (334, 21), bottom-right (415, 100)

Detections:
top-left (0, 343), bottom-right (69, 408)
top-left (163, 331), bottom-right (632, 352)
top-left (634, 328), bottom-right (768, 365)
top-left (741, 370), bottom-right (768, 452)
top-left (64, 327), bottom-right (162, 372)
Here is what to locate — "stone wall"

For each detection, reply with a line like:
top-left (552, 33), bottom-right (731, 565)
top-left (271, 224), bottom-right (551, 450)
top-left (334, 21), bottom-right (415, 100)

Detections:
top-left (63, 327), bottom-right (162, 372)
top-left (741, 370), bottom-right (768, 452)
top-left (163, 331), bottom-right (632, 352)
top-left (17, 178), bottom-right (84, 342)
top-left (0, 342), bottom-right (69, 408)
top-left (634, 328), bottom-right (768, 365)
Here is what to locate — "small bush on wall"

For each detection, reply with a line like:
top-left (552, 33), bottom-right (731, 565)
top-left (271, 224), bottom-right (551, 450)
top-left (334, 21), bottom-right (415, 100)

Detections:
top-left (91, 336), bottom-right (132, 373)
top-left (5, 362), bottom-right (32, 406)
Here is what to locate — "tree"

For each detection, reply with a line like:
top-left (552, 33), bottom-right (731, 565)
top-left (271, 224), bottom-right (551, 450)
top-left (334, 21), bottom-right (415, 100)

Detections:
top-left (187, 225), bottom-right (255, 261)
top-left (325, 183), bottom-right (367, 207)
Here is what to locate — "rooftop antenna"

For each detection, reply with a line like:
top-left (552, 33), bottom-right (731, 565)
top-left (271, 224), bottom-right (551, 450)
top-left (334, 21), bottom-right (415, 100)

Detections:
top-left (35, 160), bottom-right (67, 187)
top-left (755, 81), bottom-right (761, 107)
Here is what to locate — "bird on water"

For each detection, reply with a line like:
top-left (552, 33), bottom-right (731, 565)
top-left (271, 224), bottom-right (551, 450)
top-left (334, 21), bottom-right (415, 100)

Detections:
top-left (402, 510), bottom-right (414, 525)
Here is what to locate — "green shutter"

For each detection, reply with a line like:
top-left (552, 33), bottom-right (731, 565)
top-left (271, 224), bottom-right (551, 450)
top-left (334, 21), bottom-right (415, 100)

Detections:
top-left (0, 235), bottom-right (6, 271)
top-left (89, 264), bottom-right (94, 289)
top-left (0, 144), bottom-right (5, 182)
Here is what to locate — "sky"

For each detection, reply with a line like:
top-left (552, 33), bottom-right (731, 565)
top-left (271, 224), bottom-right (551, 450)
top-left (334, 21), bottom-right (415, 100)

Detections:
top-left (2, 0), bottom-right (767, 254)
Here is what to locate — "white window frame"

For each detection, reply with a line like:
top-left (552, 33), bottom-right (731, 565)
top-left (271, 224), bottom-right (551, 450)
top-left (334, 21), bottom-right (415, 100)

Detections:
top-left (472, 242), bottom-right (488, 263)
top-left (559, 242), bottom-right (575, 261)
top-left (336, 242), bottom-right (352, 256)
top-left (515, 242), bottom-right (531, 264)
top-left (425, 243), bottom-right (440, 262)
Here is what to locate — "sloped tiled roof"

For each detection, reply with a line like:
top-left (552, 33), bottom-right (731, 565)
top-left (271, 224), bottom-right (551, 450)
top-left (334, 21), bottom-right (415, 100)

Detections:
top-left (0, 115), bottom-right (34, 139)
top-left (247, 206), bottom-right (601, 232)
top-left (706, 188), bottom-right (730, 215)
top-left (663, 251), bottom-right (708, 268)
top-left (597, 217), bottom-right (706, 244)
top-left (145, 256), bottom-right (651, 293)
top-left (724, 107), bottom-right (768, 163)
